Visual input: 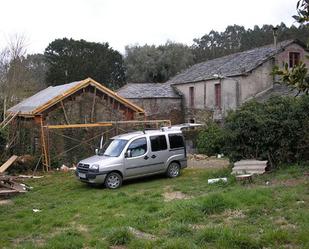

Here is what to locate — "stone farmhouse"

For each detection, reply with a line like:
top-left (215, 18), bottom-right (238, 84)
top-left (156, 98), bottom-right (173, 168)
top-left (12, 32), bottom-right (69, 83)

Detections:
top-left (116, 83), bottom-right (183, 124)
top-left (117, 40), bottom-right (309, 123)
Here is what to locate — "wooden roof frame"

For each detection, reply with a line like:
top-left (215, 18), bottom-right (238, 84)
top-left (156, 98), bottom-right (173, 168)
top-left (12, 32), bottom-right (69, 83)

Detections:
top-left (30, 78), bottom-right (144, 116)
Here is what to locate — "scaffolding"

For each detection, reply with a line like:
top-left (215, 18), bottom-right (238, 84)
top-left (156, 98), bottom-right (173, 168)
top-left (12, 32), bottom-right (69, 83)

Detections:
top-left (4, 78), bottom-right (171, 171)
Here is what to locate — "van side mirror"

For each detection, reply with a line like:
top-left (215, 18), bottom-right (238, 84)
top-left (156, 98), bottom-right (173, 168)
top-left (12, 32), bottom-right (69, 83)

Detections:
top-left (125, 149), bottom-right (132, 158)
top-left (95, 148), bottom-right (99, 155)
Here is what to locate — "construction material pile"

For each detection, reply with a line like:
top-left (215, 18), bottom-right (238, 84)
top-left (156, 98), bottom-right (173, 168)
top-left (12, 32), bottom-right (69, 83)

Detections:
top-left (232, 160), bottom-right (268, 175)
top-left (0, 155), bottom-right (35, 197)
top-left (0, 175), bottom-right (30, 196)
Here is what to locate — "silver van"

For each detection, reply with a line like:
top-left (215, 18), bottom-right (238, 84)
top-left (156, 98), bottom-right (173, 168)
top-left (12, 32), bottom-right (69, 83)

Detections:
top-left (75, 126), bottom-right (189, 189)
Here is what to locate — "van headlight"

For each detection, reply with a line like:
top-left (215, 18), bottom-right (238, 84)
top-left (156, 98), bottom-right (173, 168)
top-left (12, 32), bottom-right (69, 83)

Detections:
top-left (90, 164), bottom-right (99, 172)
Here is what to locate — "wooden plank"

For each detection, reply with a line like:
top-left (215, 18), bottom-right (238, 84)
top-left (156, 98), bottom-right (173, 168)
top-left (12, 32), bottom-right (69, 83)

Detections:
top-left (39, 116), bottom-right (49, 171)
top-left (90, 87), bottom-right (97, 122)
top-left (18, 175), bottom-right (44, 179)
top-left (0, 112), bottom-right (19, 129)
top-left (45, 122), bottom-right (113, 129)
top-left (0, 155), bottom-right (18, 173)
top-left (44, 120), bottom-right (171, 130)
top-left (0, 180), bottom-right (27, 193)
top-left (0, 189), bottom-right (19, 196)
top-left (60, 100), bottom-right (70, 125)
top-left (0, 112), bottom-right (13, 127)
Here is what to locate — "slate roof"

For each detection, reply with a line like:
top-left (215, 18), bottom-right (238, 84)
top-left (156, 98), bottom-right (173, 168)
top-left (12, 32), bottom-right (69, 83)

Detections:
top-left (254, 83), bottom-right (301, 102)
top-left (8, 78), bottom-right (144, 116)
top-left (117, 83), bottom-right (181, 99)
top-left (168, 40), bottom-right (304, 84)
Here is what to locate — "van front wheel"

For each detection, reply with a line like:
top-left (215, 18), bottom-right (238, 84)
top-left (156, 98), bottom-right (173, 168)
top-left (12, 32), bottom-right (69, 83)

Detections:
top-left (166, 162), bottom-right (180, 178)
top-left (105, 172), bottom-right (122, 189)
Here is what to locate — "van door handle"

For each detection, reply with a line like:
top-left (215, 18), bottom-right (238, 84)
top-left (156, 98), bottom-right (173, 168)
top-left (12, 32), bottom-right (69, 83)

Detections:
top-left (151, 155), bottom-right (156, 159)
top-left (144, 155), bottom-right (149, 160)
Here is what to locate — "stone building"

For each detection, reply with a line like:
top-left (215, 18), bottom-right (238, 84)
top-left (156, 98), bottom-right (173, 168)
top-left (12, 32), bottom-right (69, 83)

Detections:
top-left (117, 83), bottom-right (184, 124)
top-left (167, 39), bottom-right (309, 122)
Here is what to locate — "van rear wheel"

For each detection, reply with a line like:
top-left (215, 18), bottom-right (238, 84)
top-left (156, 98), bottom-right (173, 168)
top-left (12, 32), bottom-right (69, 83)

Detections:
top-left (105, 172), bottom-right (122, 189)
top-left (166, 162), bottom-right (180, 178)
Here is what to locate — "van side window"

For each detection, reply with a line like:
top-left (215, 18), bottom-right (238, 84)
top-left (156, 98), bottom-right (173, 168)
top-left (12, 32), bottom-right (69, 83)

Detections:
top-left (168, 134), bottom-right (184, 149)
top-left (150, 135), bottom-right (167, 152)
top-left (128, 138), bottom-right (147, 157)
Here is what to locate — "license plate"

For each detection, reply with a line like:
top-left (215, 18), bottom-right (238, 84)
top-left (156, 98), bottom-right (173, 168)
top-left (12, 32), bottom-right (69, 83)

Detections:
top-left (79, 173), bottom-right (86, 178)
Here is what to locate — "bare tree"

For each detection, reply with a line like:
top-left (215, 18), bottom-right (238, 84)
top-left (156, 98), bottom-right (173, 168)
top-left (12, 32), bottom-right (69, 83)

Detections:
top-left (0, 34), bottom-right (46, 119)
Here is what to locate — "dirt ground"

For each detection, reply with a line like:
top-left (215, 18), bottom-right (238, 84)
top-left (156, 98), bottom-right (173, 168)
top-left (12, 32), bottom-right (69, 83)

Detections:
top-left (188, 156), bottom-right (230, 169)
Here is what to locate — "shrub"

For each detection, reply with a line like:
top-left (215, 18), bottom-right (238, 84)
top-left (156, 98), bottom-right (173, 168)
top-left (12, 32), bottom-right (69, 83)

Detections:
top-left (197, 122), bottom-right (225, 156)
top-left (223, 95), bottom-right (309, 166)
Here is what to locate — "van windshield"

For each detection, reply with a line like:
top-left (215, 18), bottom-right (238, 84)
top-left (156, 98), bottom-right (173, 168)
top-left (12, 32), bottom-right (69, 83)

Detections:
top-left (103, 139), bottom-right (128, 157)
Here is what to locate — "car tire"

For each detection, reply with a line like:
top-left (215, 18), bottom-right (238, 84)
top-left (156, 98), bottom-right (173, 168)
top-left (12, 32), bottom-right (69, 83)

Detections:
top-left (104, 172), bottom-right (122, 189)
top-left (166, 162), bottom-right (180, 178)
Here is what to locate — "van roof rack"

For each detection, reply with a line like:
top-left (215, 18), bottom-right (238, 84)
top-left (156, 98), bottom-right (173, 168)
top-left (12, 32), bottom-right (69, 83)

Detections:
top-left (160, 123), bottom-right (202, 131)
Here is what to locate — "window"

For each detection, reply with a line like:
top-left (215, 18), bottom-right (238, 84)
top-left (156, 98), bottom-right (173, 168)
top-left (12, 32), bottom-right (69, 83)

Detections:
top-left (169, 134), bottom-right (184, 149)
top-left (104, 139), bottom-right (128, 157)
top-left (150, 135), bottom-right (167, 152)
top-left (189, 86), bottom-right (194, 108)
top-left (215, 83), bottom-right (221, 108)
top-left (289, 52), bottom-right (300, 67)
top-left (127, 138), bottom-right (147, 157)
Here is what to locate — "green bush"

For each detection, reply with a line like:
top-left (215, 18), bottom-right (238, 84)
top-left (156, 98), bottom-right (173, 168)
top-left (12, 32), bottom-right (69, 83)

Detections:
top-left (223, 95), bottom-right (309, 165)
top-left (197, 122), bottom-right (225, 156)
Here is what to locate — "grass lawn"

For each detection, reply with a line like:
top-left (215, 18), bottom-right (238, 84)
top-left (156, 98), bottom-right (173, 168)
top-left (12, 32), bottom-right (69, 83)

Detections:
top-left (0, 165), bottom-right (308, 249)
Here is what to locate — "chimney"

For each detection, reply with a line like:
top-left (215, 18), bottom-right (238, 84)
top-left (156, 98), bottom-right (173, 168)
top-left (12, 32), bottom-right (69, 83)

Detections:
top-left (272, 26), bottom-right (278, 48)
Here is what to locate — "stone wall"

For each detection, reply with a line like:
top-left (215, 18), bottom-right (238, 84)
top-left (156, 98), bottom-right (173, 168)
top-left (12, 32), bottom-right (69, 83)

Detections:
top-left (173, 43), bottom-right (309, 121)
top-left (275, 43), bottom-right (309, 68)
top-left (127, 98), bottom-right (184, 125)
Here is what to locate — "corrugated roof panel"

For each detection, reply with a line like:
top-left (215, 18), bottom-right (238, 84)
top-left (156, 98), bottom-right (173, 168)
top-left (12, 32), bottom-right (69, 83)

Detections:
top-left (8, 81), bottom-right (82, 114)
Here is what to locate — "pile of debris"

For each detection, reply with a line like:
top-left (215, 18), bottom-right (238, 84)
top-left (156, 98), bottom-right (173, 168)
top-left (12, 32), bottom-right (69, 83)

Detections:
top-left (0, 155), bottom-right (39, 197)
top-left (188, 154), bottom-right (209, 161)
top-left (0, 175), bottom-right (30, 196)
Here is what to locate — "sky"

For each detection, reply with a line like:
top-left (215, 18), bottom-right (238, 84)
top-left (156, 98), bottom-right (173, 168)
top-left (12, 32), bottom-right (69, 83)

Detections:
top-left (0, 0), bottom-right (297, 55)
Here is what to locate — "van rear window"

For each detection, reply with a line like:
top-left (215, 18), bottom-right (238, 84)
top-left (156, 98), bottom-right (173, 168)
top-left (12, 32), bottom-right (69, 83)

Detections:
top-left (150, 135), bottom-right (167, 152)
top-left (168, 134), bottom-right (184, 149)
